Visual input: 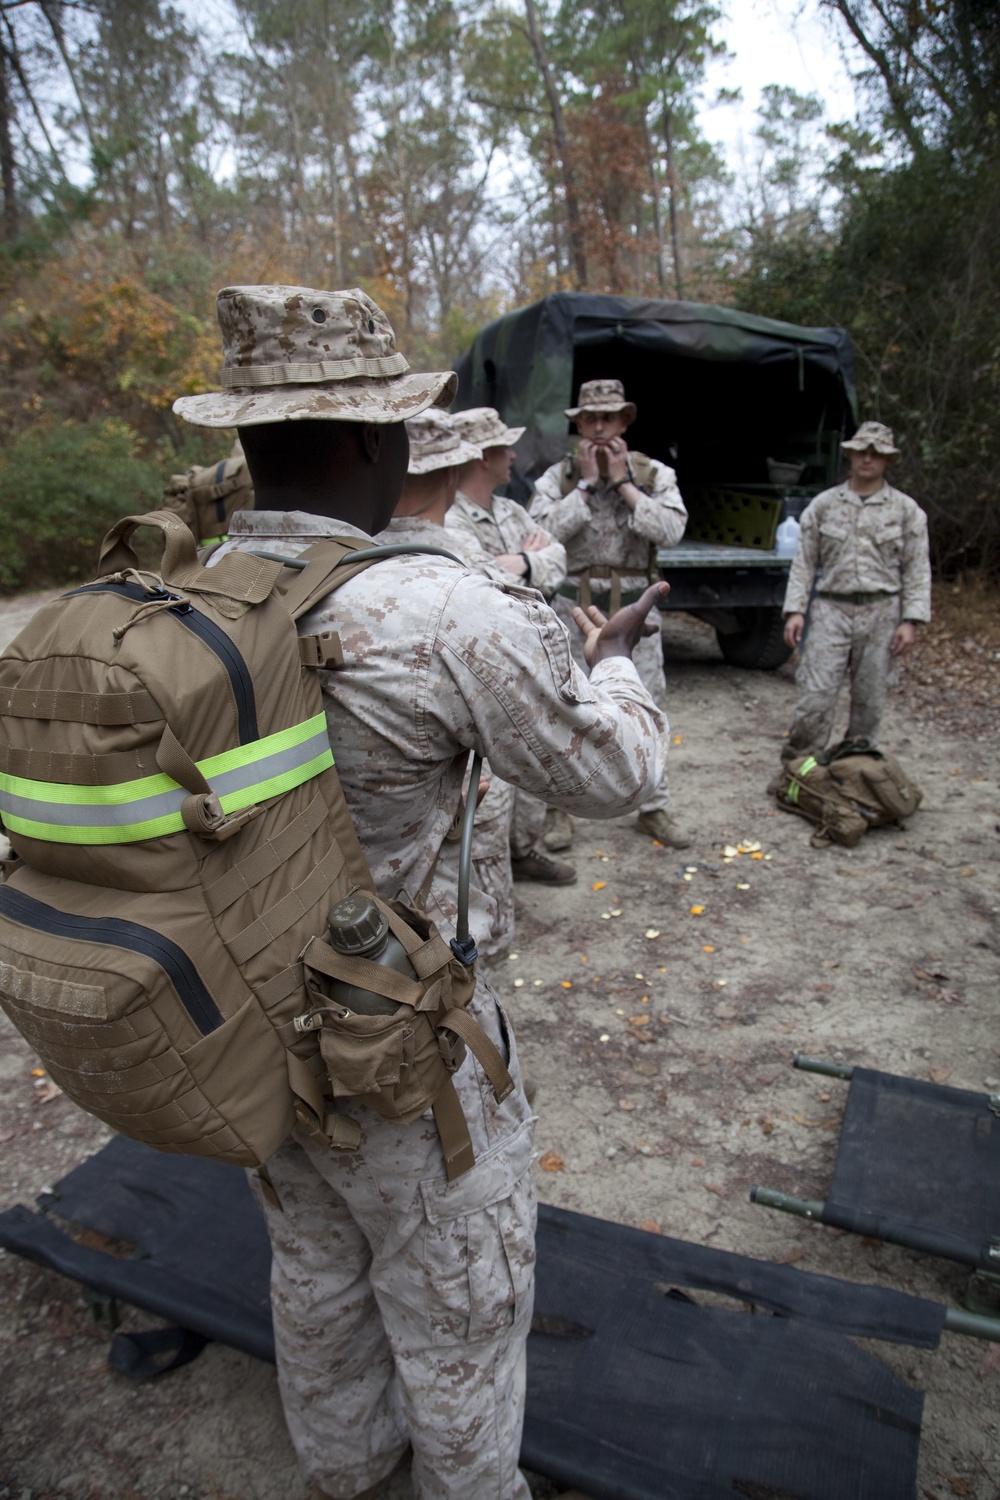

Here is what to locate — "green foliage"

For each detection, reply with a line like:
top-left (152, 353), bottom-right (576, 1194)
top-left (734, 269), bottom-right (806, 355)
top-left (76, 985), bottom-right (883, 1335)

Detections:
top-left (0, 419), bottom-right (162, 593)
top-left (733, 142), bottom-right (1000, 574)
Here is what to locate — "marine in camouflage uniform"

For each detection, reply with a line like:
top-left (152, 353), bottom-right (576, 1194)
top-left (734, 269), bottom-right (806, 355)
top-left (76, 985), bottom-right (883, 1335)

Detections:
top-left (447, 407), bottom-right (574, 887)
top-left (174, 286), bottom-right (668, 1500)
top-left (781, 421), bottom-right (931, 765)
top-left (376, 408), bottom-right (518, 968)
top-left (530, 378), bottom-right (691, 850)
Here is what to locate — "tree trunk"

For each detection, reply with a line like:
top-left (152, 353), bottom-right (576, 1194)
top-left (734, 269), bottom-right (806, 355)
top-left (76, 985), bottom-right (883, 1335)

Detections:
top-left (643, 118), bottom-right (667, 293)
top-left (662, 104), bottom-right (683, 300)
top-left (0, 38), bottom-right (18, 241)
top-left (523, 0), bottom-right (587, 288)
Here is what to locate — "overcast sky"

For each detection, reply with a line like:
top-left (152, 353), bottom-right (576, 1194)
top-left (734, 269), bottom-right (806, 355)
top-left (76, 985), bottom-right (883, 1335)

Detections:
top-left (698, 0), bottom-right (860, 160)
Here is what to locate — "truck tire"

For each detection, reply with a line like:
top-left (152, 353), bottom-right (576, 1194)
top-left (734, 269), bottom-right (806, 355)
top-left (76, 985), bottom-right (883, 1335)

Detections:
top-left (715, 607), bottom-right (792, 671)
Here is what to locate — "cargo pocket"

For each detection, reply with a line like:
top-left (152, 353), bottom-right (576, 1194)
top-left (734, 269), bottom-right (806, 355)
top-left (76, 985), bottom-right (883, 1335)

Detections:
top-left (419, 1117), bottom-right (536, 1345)
top-left (317, 1008), bottom-right (415, 1098)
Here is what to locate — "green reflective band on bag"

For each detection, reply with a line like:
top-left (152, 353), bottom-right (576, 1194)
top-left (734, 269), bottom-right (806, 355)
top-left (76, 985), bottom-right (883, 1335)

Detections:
top-left (0, 712), bottom-right (333, 845)
top-left (786, 756), bottom-right (817, 805)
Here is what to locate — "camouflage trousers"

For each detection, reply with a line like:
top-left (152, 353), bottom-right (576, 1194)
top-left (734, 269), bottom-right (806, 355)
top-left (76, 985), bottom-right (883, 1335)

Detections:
top-left (254, 984), bottom-right (536, 1500)
top-left (509, 788), bottom-right (546, 860)
top-left (550, 593), bottom-right (670, 813)
top-left (783, 593), bottom-right (902, 763)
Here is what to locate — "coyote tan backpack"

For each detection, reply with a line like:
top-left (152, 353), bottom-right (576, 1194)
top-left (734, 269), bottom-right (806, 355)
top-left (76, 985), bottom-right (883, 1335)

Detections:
top-left (0, 511), bottom-right (510, 1180)
top-left (162, 439), bottom-right (254, 546)
top-left (775, 739), bottom-right (922, 847)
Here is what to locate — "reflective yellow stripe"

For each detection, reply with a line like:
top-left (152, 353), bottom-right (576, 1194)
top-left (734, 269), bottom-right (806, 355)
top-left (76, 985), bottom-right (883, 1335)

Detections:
top-left (786, 755), bottom-right (818, 806)
top-left (0, 713), bottom-right (332, 845)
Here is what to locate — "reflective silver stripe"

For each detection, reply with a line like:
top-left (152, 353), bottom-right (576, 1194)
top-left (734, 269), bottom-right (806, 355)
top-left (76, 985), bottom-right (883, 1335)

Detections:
top-left (0, 726), bottom-right (332, 830)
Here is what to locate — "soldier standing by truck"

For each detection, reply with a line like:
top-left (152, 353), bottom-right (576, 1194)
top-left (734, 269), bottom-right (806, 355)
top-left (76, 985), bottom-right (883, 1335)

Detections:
top-left (530, 378), bottom-right (691, 851)
top-left (779, 421), bottom-right (931, 765)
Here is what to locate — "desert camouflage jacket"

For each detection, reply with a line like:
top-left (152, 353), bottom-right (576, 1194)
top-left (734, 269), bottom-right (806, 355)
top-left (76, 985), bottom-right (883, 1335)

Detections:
top-left (447, 491), bottom-right (567, 599)
top-left (529, 452), bottom-right (687, 585)
top-left (218, 510), bottom-right (667, 941)
top-left (783, 482), bottom-right (932, 621)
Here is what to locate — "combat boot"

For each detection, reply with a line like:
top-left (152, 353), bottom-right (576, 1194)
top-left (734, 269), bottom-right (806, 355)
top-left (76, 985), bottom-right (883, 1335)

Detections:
top-left (511, 847), bottom-right (577, 884)
top-left (543, 807), bottom-right (574, 851)
top-left (635, 809), bottom-right (691, 849)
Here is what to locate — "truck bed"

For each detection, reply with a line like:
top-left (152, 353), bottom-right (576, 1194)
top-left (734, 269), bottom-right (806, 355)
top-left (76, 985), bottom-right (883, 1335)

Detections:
top-left (657, 539), bottom-right (791, 569)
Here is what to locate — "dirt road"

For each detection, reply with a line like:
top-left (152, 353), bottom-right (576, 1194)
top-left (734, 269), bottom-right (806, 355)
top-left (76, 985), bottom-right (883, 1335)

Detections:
top-left (1, 597), bottom-right (998, 1500)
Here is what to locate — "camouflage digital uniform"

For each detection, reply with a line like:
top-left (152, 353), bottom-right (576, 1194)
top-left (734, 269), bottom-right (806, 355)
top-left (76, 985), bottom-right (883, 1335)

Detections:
top-left (375, 512), bottom-right (516, 967)
top-left (216, 507), bottom-right (667, 1500)
top-left (446, 491), bottom-right (567, 859)
top-left (782, 479), bottom-right (931, 761)
top-left (447, 491), bottom-right (567, 601)
top-left (530, 452), bottom-right (686, 814)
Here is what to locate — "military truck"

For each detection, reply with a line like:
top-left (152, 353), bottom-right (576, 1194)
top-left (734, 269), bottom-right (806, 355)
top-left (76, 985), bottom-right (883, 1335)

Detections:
top-left (453, 292), bottom-right (858, 670)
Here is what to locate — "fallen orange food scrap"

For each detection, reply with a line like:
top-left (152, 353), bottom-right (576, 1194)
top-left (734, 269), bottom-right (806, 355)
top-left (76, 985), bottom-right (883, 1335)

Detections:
top-left (538, 1151), bottom-right (565, 1173)
top-left (690, 905), bottom-right (705, 915)
top-left (592, 880), bottom-right (606, 890)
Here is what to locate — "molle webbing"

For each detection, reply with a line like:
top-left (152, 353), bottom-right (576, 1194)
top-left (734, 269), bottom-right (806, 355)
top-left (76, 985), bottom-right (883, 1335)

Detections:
top-left (0, 519), bottom-right (496, 1180)
top-left (0, 713), bottom-right (332, 844)
top-left (0, 687), bottom-right (161, 724)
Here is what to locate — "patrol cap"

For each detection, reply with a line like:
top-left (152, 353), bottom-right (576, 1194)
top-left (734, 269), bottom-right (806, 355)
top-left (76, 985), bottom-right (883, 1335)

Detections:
top-left (451, 406), bottom-right (526, 450)
top-left (841, 421), bottom-right (900, 456)
top-left (565, 378), bottom-right (637, 424)
top-left (405, 409), bottom-right (482, 475)
top-left (173, 285), bottom-right (457, 428)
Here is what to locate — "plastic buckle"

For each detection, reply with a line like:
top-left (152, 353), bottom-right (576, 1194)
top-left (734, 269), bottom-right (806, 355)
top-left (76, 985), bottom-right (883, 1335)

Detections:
top-left (450, 935), bottom-right (478, 967)
top-left (203, 803), bottom-right (263, 842)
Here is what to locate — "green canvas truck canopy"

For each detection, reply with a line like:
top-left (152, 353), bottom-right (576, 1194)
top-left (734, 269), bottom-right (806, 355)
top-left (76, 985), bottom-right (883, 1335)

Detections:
top-left (454, 292), bottom-right (859, 496)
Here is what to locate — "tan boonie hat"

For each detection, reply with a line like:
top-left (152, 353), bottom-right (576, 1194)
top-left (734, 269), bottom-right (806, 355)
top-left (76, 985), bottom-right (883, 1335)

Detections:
top-left (173, 285), bottom-right (457, 428)
top-left (405, 409), bottom-right (483, 475)
top-left (841, 420), bottom-right (900, 456)
top-left (451, 406), bottom-right (526, 450)
top-left (565, 377), bottom-right (637, 424)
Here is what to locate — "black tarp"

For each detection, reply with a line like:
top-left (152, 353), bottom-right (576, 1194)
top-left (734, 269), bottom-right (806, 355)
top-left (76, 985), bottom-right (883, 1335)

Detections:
top-left (0, 1137), bottom-right (943, 1500)
top-left (820, 1067), bottom-right (1000, 1270)
top-left (453, 292), bottom-right (858, 499)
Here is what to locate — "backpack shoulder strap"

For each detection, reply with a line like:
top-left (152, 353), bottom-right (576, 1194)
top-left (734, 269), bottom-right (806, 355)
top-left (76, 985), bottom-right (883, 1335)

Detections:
top-left (274, 540), bottom-right (466, 622)
top-left (559, 453), bottom-right (580, 496)
top-left (628, 451), bottom-right (656, 495)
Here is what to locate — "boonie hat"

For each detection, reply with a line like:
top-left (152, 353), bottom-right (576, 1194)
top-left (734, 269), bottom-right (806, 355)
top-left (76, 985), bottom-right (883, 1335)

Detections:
top-left (405, 410), bottom-right (482, 475)
top-left (841, 421), bottom-right (900, 457)
top-left (173, 285), bottom-right (457, 428)
top-left (451, 406), bottom-right (525, 450)
top-left (565, 378), bottom-right (637, 424)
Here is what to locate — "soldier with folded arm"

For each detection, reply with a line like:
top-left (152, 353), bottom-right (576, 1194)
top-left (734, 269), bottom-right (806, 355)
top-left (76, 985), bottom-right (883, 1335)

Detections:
top-left (447, 406), bottom-right (576, 887)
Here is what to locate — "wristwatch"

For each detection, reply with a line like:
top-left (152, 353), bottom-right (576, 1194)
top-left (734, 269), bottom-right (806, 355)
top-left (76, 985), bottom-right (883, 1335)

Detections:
top-left (577, 479), bottom-right (597, 495)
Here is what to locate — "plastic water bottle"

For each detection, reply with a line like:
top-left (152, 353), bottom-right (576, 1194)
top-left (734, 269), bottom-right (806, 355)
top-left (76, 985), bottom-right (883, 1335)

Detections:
top-left (775, 516), bottom-right (801, 557)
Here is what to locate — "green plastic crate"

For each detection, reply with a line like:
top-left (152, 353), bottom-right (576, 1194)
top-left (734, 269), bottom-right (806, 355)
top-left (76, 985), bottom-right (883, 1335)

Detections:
top-left (685, 487), bottom-right (781, 551)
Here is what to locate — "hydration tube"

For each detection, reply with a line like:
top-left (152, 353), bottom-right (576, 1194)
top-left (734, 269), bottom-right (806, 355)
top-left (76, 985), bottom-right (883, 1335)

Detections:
top-left (452, 751), bottom-right (482, 965)
top-left (246, 543), bottom-right (467, 569)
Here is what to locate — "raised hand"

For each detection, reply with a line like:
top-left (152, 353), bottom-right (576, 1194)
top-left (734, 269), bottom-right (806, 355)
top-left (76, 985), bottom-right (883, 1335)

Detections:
top-left (572, 582), bottom-right (670, 666)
